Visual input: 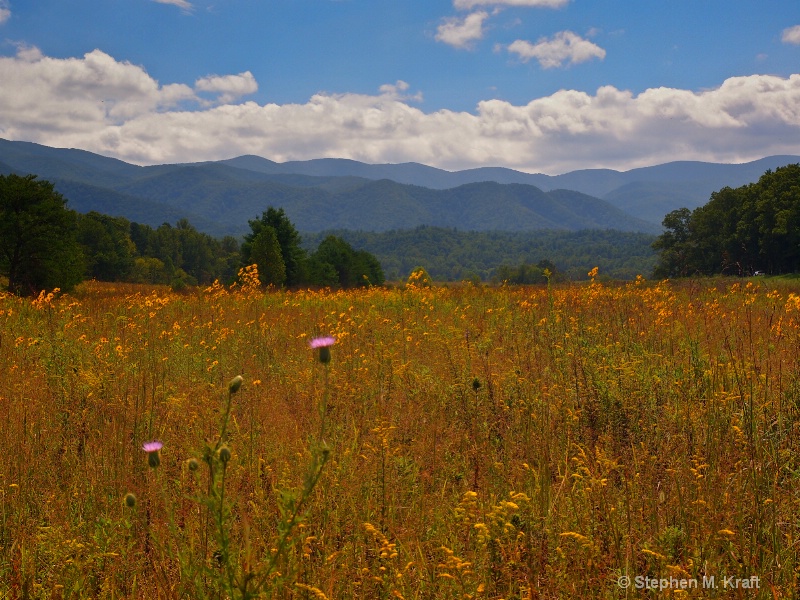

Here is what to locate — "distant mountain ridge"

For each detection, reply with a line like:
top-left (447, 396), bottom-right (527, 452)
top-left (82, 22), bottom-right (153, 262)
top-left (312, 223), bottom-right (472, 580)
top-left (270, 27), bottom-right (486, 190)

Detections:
top-left (1, 138), bottom-right (797, 236)
top-left (220, 153), bottom-right (800, 224)
top-left (221, 152), bottom-right (800, 193)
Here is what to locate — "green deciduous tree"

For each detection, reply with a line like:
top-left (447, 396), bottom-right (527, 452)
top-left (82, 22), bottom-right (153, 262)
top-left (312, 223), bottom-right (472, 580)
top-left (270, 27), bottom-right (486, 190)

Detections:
top-left (130, 257), bottom-right (169, 284)
top-left (0, 174), bottom-right (85, 294)
top-left (305, 255), bottom-right (339, 287)
top-left (754, 165), bottom-right (800, 273)
top-left (652, 164), bottom-right (800, 277)
top-left (312, 235), bottom-right (385, 288)
top-left (652, 208), bottom-right (695, 278)
top-left (77, 212), bottom-right (136, 281)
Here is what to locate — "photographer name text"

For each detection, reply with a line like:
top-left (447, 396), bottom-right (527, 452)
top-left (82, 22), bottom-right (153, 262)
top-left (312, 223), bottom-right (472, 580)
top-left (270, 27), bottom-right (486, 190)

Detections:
top-left (617, 575), bottom-right (760, 591)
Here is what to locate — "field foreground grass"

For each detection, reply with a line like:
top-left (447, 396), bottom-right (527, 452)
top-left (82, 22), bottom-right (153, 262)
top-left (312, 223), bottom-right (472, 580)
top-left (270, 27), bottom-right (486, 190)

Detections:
top-left (1, 275), bottom-right (799, 598)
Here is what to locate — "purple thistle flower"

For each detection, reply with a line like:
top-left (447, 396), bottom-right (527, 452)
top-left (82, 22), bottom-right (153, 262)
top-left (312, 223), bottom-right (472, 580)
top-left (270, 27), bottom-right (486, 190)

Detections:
top-left (142, 440), bottom-right (163, 468)
top-left (309, 335), bottom-right (335, 364)
top-left (309, 336), bottom-right (335, 349)
top-left (142, 440), bottom-right (163, 453)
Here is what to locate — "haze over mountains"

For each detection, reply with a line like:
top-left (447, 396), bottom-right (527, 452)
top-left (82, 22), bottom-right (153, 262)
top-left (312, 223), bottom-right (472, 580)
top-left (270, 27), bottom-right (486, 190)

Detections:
top-left (1, 138), bottom-right (797, 238)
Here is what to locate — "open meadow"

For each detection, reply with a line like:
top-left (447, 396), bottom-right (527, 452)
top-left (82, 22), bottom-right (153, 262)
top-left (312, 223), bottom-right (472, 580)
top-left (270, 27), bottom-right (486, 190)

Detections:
top-left (1, 273), bottom-right (800, 598)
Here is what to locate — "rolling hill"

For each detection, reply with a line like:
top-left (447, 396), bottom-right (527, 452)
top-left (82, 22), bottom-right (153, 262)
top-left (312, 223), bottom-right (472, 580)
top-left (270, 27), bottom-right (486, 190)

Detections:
top-left (1, 138), bottom-right (797, 235)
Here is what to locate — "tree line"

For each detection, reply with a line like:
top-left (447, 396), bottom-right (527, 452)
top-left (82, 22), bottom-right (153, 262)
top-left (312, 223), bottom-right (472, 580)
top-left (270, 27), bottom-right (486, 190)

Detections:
top-left (653, 164), bottom-right (800, 277)
top-left (303, 226), bottom-right (658, 282)
top-left (0, 174), bottom-right (384, 295)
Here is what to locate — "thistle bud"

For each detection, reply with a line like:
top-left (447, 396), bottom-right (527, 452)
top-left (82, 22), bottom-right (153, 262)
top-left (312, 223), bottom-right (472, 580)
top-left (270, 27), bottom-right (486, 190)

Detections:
top-left (124, 492), bottom-right (137, 508)
top-left (187, 458), bottom-right (200, 471)
top-left (229, 375), bottom-right (244, 394)
top-left (319, 346), bottom-right (331, 364)
top-left (219, 445), bottom-right (232, 465)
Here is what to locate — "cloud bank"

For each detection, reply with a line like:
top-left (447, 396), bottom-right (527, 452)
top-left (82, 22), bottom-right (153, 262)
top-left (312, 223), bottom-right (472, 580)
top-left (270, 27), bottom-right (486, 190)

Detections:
top-left (1, 48), bottom-right (800, 173)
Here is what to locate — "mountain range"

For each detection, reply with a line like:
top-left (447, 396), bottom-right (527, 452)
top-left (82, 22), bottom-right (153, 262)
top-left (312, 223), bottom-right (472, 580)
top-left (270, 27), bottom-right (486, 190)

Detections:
top-left (1, 138), bottom-right (797, 238)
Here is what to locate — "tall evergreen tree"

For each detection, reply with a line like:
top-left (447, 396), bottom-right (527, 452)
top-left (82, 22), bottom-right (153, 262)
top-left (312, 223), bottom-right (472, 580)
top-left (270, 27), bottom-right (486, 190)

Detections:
top-left (242, 207), bottom-right (308, 286)
top-left (249, 225), bottom-right (286, 286)
top-left (0, 174), bottom-right (85, 294)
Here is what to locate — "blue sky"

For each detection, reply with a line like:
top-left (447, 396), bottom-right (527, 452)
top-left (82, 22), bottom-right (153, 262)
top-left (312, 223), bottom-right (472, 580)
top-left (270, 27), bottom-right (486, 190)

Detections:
top-left (1, 0), bottom-right (799, 173)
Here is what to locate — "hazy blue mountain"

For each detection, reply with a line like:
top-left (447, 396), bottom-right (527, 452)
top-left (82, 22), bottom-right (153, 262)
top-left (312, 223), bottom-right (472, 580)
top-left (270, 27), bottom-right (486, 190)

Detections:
top-left (602, 181), bottom-right (707, 224)
top-left (108, 164), bottom-right (659, 235)
top-left (596, 156), bottom-right (800, 222)
top-left (114, 164), bottom-right (329, 228)
top-left (221, 155), bottom-right (455, 187)
top-left (2, 138), bottom-right (797, 234)
top-left (218, 151), bottom-right (800, 225)
top-left (137, 161), bottom-right (281, 184)
top-left (51, 178), bottom-right (230, 234)
top-left (221, 152), bottom-right (800, 197)
top-left (241, 173), bottom-right (371, 192)
top-left (0, 138), bottom-right (142, 185)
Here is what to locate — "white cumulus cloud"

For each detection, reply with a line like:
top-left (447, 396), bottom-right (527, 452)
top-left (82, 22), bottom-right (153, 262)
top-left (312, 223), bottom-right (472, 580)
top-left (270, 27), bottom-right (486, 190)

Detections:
top-left (378, 80), bottom-right (423, 102)
top-left (195, 72), bottom-right (258, 104)
top-left (782, 25), bottom-right (800, 45)
top-left (507, 31), bottom-right (606, 68)
top-left (436, 11), bottom-right (489, 49)
top-left (2, 48), bottom-right (800, 173)
top-left (454, 0), bottom-right (569, 9)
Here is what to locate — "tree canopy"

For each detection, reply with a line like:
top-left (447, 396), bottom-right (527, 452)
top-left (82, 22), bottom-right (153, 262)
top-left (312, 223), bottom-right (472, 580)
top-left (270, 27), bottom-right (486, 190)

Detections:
top-left (653, 165), bottom-right (800, 277)
top-left (311, 235), bottom-right (385, 288)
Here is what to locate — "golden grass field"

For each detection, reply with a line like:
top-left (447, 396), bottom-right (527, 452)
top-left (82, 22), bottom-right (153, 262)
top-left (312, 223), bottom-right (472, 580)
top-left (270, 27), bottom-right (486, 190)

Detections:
top-left (1, 271), bottom-right (799, 598)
